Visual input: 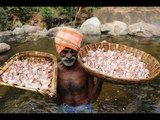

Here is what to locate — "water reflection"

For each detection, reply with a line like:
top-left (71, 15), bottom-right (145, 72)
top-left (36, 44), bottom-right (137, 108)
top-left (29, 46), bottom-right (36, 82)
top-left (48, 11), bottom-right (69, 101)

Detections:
top-left (0, 35), bottom-right (160, 113)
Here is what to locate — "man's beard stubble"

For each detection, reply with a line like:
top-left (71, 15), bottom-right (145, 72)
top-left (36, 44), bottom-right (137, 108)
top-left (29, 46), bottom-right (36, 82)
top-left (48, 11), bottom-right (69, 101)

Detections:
top-left (61, 56), bottom-right (77, 67)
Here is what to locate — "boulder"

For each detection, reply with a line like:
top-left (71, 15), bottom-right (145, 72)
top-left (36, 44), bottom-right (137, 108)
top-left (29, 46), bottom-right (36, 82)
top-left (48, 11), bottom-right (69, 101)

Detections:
top-left (93, 7), bottom-right (160, 28)
top-left (127, 21), bottom-right (160, 37)
top-left (31, 30), bottom-right (48, 40)
top-left (80, 17), bottom-right (101, 35)
top-left (0, 43), bottom-right (11, 53)
top-left (0, 31), bottom-right (13, 42)
top-left (46, 27), bottom-right (60, 38)
top-left (22, 25), bottom-right (43, 33)
top-left (13, 25), bottom-right (43, 35)
top-left (0, 31), bottom-right (13, 37)
top-left (32, 30), bottom-right (48, 37)
top-left (12, 27), bottom-right (25, 35)
top-left (101, 21), bottom-right (128, 35)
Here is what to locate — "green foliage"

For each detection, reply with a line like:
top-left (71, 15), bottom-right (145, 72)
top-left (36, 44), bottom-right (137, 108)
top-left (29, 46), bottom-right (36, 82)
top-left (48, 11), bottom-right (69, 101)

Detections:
top-left (0, 7), bottom-right (12, 31)
top-left (56, 7), bottom-right (76, 16)
top-left (14, 7), bottom-right (38, 21)
top-left (0, 7), bottom-right (9, 23)
top-left (87, 7), bottom-right (102, 13)
top-left (4, 7), bottom-right (38, 22)
top-left (0, 7), bottom-right (38, 31)
top-left (0, 7), bottom-right (102, 31)
top-left (39, 7), bottom-right (53, 19)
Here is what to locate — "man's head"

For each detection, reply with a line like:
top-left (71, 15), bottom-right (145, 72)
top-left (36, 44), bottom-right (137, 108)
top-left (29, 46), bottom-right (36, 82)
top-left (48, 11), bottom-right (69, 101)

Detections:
top-left (54, 26), bottom-right (83, 67)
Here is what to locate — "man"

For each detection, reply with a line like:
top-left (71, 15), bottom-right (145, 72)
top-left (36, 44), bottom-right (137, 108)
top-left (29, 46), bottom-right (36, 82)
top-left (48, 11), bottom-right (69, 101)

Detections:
top-left (54, 26), bottom-right (103, 113)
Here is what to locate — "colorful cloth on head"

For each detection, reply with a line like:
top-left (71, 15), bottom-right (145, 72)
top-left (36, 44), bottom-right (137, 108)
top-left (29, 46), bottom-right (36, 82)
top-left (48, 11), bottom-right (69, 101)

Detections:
top-left (54, 27), bottom-right (83, 53)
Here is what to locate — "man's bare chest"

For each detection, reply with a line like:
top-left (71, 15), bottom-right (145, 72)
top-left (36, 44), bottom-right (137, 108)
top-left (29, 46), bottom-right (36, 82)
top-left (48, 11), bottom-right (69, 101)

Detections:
top-left (59, 69), bottom-right (86, 82)
top-left (58, 69), bottom-right (87, 91)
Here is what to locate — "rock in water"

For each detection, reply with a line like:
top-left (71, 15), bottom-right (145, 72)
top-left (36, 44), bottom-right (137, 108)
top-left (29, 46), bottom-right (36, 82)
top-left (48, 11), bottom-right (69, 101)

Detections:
top-left (0, 43), bottom-right (11, 53)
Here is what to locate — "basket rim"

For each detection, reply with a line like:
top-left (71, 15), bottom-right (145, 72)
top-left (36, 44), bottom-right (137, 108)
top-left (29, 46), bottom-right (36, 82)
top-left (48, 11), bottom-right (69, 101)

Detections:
top-left (78, 42), bottom-right (160, 84)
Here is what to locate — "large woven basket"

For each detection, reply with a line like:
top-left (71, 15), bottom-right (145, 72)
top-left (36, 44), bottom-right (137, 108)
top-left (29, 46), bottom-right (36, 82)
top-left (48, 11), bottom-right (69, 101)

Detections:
top-left (0, 51), bottom-right (57, 97)
top-left (78, 42), bottom-right (160, 85)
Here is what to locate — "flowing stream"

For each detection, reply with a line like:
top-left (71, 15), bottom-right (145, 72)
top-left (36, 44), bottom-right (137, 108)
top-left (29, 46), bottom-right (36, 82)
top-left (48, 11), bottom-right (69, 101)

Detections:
top-left (0, 35), bottom-right (160, 113)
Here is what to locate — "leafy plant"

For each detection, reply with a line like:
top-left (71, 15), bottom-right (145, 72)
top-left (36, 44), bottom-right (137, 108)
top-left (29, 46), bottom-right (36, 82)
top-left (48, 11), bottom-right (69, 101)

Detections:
top-left (16, 7), bottom-right (38, 21)
top-left (39, 7), bottom-right (53, 20)
top-left (0, 7), bottom-right (12, 31)
top-left (56, 7), bottom-right (76, 16)
top-left (87, 7), bottom-right (102, 13)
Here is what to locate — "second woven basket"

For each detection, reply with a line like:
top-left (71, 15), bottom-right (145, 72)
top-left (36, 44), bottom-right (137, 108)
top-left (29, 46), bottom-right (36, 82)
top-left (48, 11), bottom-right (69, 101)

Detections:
top-left (78, 42), bottom-right (160, 85)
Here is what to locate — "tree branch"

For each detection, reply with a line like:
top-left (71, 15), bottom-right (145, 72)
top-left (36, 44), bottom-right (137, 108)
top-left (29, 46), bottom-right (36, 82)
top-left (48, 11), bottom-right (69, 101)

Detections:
top-left (73, 7), bottom-right (82, 27)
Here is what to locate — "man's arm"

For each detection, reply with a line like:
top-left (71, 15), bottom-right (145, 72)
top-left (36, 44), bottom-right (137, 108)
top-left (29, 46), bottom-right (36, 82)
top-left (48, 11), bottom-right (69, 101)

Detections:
top-left (87, 75), bottom-right (104, 103)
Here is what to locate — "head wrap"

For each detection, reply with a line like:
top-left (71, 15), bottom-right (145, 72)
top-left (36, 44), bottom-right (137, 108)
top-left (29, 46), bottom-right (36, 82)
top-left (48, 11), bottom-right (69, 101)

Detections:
top-left (54, 27), bottom-right (83, 53)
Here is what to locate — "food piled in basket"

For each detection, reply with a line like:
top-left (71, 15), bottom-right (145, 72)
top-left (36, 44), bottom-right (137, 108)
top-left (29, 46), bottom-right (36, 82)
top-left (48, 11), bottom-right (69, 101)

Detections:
top-left (1, 57), bottom-right (52, 90)
top-left (78, 42), bottom-right (160, 84)
top-left (0, 51), bottom-right (57, 97)
top-left (83, 48), bottom-right (149, 79)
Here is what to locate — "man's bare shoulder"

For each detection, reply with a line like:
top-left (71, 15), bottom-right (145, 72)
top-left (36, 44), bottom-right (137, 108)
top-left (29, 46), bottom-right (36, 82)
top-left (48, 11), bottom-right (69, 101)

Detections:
top-left (77, 63), bottom-right (92, 77)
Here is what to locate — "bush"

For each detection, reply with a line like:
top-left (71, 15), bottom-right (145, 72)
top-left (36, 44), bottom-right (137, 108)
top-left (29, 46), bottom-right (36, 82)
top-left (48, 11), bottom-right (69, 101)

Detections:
top-left (12, 7), bottom-right (38, 22)
top-left (87, 7), bottom-right (102, 13)
top-left (0, 7), bottom-right (39, 31)
top-left (39, 7), bottom-right (54, 20)
top-left (0, 7), bottom-right (101, 31)
top-left (0, 7), bottom-right (12, 31)
top-left (56, 7), bottom-right (76, 16)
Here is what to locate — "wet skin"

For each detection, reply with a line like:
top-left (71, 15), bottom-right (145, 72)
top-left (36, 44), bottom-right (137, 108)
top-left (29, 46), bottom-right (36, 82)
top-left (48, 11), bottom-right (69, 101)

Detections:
top-left (57, 48), bottom-right (103, 106)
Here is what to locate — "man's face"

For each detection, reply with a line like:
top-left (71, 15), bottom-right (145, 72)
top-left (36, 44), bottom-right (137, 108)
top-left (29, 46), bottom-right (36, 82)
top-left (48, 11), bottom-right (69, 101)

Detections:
top-left (60, 48), bottom-right (77, 67)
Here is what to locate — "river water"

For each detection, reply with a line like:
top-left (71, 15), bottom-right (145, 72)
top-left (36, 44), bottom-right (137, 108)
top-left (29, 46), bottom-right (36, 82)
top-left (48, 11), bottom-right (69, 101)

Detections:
top-left (0, 35), bottom-right (160, 113)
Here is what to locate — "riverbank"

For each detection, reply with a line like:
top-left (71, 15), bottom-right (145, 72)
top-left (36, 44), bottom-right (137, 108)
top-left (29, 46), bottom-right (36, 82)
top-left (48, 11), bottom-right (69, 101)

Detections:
top-left (1, 7), bottom-right (160, 54)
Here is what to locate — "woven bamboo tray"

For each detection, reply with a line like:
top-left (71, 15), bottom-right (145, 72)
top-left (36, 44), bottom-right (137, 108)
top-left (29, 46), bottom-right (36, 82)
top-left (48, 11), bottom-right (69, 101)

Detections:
top-left (0, 51), bottom-right (57, 97)
top-left (78, 42), bottom-right (160, 85)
